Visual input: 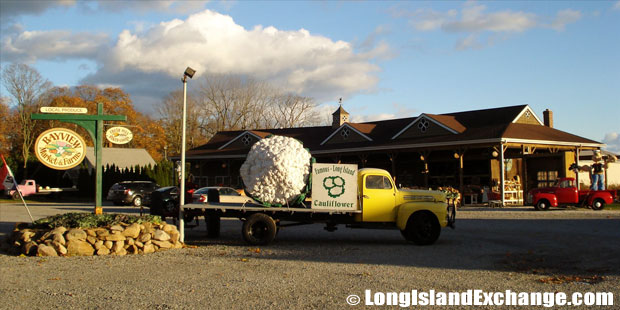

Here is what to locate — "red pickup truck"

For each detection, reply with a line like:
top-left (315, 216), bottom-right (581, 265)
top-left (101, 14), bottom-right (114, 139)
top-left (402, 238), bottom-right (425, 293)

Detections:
top-left (527, 177), bottom-right (616, 211)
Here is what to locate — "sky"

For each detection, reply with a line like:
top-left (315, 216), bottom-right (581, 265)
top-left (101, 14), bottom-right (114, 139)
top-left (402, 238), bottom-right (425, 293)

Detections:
top-left (1, 0), bottom-right (619, 152)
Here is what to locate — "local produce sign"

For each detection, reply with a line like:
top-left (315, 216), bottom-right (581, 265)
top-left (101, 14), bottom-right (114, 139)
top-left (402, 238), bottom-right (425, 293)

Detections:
top-left (35, 128), bottom-right (87, 170)
top-left (311, 163), bottom-right (358, 210)
top-left (106, 126), bottom-right (133, 144)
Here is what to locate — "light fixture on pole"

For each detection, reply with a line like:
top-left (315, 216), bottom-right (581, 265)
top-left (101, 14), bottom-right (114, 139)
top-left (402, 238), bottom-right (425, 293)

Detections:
top-left (179, 66), bottom-right (195, 243)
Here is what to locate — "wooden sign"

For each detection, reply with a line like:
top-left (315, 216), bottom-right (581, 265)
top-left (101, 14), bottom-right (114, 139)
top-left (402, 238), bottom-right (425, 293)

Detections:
top-left (40, 107), bottom-right (88, 114)
top-left (106, 126), bottom-right (133, 144)
top-left (311, 163), bottom-right (358, 210)
top-left (35, 128), bottom-right (87, 170)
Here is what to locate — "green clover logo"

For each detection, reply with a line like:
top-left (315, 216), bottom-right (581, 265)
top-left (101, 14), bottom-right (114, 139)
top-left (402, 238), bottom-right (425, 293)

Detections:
top-left (323, 176), bottom-right (345, 198)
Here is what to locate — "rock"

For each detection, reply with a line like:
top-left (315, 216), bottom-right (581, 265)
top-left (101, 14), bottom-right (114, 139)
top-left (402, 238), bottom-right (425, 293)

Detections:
top-left (104, 241), bottom-right (113, 249)
top-left (142, 222), bottom-right (154, 234)
top-left (151, 240), bottom-right (172, 249)
top-left (86, 236), bottom-right (97, 245)
top-left (169, 230), bottom-right (179, 243)
top-left (162, 224), bottom-right (177, 234)
top-left (37, 244), bottom-right (58, 256)
top-left (105, 233), bottom-right (126, 242)
top-left (114, 248), bottom-right (127, 256)
top-left (127, 244), bottom-right (138, 254)
top-left (143, 243), bottom-right (155, 254)
top-left (97, 247), bottom-right (110, 255)
top-left (85, 229), bottom-right (96, 237)
top-left (153, 230), bottom-right (170, 241)
top-left (173, 242), bottom-right (183, 249)
top-left (65, 229), bottom-right (87, 241)
top-left (95, 229), bottom-right (109, 238)
top-left (52, 233), bottom-right (66, 245)
top-left (126, 238), bottom-right (135, 246)
top-left (94, 240), bottom-right (104, 250)
top-left (135, 241), bottom-right (144, 248)
top-left (22, 241), bottom-right (38, 256)
top-left (20, 230), bottom-right (35, 243)
top-left (66, 240), bottom-right (94, 256)
top-left (110, 225), bottom-right (124, 232)
top-left (139, 233), bottom-right (151, 243)
top-left (112, 241), bottom-right (125, 253)
top-left (121, 223), bottom-right (141, 238)
top-left (39, 231), bottom-right (53, 242)
top-left (52, 242), bottom-right (67, 255)
top-left (50, 227), bottom-right (67, 235)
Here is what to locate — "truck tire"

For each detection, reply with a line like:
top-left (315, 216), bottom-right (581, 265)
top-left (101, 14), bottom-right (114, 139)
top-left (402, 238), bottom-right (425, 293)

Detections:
top-left (402, 211), bottom-right (440, 246)
top-left (591, 198), bottom-right (605, 211)
top-left (205, 211), bottom-right (221, 238)
top-left (535, 200), bottom-right (550, 211)
top-left (12, 192), bottom-right (20, 200)
top-left (242, 213), bottom-right (277, 245)
top-left (132, 196), bottom-right (142, 207)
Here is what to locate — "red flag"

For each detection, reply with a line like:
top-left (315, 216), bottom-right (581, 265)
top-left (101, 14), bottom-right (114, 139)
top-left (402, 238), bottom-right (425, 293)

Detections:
top-left (1, 154), bottom-right (16, 191)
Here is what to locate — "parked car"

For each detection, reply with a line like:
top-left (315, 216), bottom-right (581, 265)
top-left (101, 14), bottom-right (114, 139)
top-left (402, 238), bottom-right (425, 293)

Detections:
top-left (106, 181), bottom-right (159, 207)
top-left (149, 186), bottom-right (202, 222)
top-left (192, 186), bottom-right (256, 204)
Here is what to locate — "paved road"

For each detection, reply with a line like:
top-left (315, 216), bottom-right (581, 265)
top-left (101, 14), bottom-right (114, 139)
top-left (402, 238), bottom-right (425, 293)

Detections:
top-left (1, 202), bottom-right (619, 309)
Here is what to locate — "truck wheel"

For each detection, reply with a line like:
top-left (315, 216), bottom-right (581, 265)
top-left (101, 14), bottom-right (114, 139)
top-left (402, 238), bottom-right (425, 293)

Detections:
top-left (205, 211), bottom-right (221, 238)
top-left (402, 211), bottom-right (440, 246)
top-left (132, 196), bottom-right (142, 207)
top-left (591, 198), bottom-right (605, 211)
top-left (535, 200), bottom-right (550, 211)
top-left (12, 192), bottom-right (20, 200)
top-left (242, 213), bottom-right (277, 245)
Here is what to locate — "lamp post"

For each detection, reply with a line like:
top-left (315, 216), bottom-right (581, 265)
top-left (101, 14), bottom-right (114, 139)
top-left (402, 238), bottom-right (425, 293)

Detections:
top-left (180, 66), bottom-right (195, 243)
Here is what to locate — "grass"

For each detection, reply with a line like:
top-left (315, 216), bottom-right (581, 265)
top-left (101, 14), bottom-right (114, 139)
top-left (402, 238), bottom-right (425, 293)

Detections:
top-left (605, 202), bottom-right (620, 210)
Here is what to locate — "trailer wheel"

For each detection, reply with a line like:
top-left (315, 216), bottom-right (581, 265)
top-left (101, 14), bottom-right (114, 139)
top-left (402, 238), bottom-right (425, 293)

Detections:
top-left (402, 211), bottom-right (440, 246)
top-left (591, 198), bottom-right (605, 211)
top-left (535, 200), bottom-right (550, 211)
top-left (242, 213), bottom-right (277, 245)
top-left (205, 211), bottom-right (221, 238)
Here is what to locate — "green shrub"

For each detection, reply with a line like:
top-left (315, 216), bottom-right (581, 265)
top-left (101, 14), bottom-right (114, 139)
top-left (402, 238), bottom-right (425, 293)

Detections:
top-left (32, 212), bottom-right (162, 229)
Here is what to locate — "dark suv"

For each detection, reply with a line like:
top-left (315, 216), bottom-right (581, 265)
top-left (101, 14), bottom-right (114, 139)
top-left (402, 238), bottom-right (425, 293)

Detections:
top-left (106, 181), bottom-right (159, 207)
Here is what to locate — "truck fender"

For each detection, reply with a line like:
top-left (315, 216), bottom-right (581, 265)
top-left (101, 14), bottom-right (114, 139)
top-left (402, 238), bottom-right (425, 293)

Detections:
top-left (533, 193), bottom-right (558, 207)
top-left (396, 202), bottom-right (447, 230)
top-left (587, 192), bottom-right (613, 206)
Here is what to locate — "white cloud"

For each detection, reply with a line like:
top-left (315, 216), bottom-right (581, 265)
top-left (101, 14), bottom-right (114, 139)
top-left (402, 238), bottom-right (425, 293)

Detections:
top-left (1, 30), bottom-right (108, 63)
top-left (351, 113), bottom-right (396, 123)
top-left (397, 3), bottom-right (582, 50)
top-left (93, 9), bottom-right (386, 103)
top-left (551, 9), bottom-right (582, 31)
top-left (603, 132), bottom-right (620, 154)
top-left (0, 0), bottom-right (75, 25)
top-left (93, 0), bottom-right (209, 14)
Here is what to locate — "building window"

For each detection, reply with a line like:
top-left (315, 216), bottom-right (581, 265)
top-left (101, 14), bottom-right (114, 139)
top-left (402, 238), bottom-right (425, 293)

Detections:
top-left (418, 119), bottom-right (429, 133)
top-left (341, 127), bottom-right (350, 139)
top-left (537, 170), bottom-right (558, 188)
top-left (242, 134), bottom-right (252, 146)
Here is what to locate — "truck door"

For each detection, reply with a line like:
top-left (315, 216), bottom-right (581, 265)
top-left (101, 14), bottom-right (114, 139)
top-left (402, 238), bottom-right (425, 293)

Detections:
top-left (556, 179), bottom-right (578, 204)
top-left (362, 174), bottom-right (396, 222)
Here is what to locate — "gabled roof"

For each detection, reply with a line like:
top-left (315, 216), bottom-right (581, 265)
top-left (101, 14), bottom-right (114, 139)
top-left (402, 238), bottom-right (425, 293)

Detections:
top-left (217, 131), bottom-right (265, 150)
top-left (320, 123), bottom-right (374, 145)
top-left (391, 113), bottom-right (461, 139)
top-left (84, 147), bottom-right (155, 169)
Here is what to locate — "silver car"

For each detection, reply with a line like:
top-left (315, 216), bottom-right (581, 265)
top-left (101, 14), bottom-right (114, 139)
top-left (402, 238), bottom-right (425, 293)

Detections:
top-left (192, 187), bottom-right (255, 204)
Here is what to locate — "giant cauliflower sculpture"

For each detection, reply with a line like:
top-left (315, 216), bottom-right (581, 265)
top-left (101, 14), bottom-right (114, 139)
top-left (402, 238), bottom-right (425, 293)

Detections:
top-left (240, 135), bottom-right (312, 205)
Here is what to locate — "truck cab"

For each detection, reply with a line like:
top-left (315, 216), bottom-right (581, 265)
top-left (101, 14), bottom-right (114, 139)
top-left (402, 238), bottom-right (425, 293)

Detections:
top-left (355, 168), bottom-right (455, 244)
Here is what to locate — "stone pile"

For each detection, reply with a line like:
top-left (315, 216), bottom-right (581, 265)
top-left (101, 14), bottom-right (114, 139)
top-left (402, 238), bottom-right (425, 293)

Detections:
top-left (1, 222), bottom-right (183, 257)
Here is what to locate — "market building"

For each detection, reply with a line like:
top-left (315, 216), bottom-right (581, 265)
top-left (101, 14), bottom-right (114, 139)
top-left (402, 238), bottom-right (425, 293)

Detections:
top-left (182, 105), bottom-right (604, 205)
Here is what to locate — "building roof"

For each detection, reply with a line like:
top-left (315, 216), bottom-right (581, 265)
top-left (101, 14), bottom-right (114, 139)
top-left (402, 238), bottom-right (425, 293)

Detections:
top-left (84, 147), bottom-right (156, 169)
top-left (184, 105), bottom-right (603, 159)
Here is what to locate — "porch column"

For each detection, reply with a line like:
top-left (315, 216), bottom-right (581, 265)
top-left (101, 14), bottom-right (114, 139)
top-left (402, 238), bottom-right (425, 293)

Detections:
top-left (575, 147), bottom-right (580, 186)
top-left (500, 144), bottom-right (505, 206)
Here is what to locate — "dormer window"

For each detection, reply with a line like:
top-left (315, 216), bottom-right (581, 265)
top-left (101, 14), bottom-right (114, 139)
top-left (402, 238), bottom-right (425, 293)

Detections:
top-left (525, 110), bottom-right (531, 118)
top-left (418, 119), bottom-right (429, 133)
top-left (242, 134), bottom-right (252, 145)
top-left (341, 127), bottom-right (350, 139)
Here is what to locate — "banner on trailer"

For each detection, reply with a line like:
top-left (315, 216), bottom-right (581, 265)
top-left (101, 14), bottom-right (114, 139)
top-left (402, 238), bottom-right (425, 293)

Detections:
top-left (311, 163), bottom-right (358, 210)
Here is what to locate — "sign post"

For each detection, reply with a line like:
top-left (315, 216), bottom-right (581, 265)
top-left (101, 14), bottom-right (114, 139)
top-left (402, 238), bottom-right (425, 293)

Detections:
top-left (31, 103), bottom-right (126, 214)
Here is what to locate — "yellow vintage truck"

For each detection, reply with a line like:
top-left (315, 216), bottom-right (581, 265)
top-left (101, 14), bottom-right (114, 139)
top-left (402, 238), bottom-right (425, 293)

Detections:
top-left (183, 165), bottom-right (455, 245)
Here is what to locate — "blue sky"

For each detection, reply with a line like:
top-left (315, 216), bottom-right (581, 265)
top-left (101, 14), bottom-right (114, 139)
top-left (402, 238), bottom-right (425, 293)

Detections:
top-left (1, 1), bottom-right (619, 152)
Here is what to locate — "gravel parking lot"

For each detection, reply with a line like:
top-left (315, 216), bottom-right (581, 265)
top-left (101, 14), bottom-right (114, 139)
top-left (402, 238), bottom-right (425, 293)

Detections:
top-left (1, 202), bottom-right (619, 309)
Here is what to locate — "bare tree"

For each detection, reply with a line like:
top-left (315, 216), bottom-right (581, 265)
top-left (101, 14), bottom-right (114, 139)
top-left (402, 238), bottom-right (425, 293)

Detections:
top-left (267, 93), bottom-right (320, 128)
top-left (157, 89), bottom-right (206, 156)
top-left (1, 64), bottom-right (52, 174)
